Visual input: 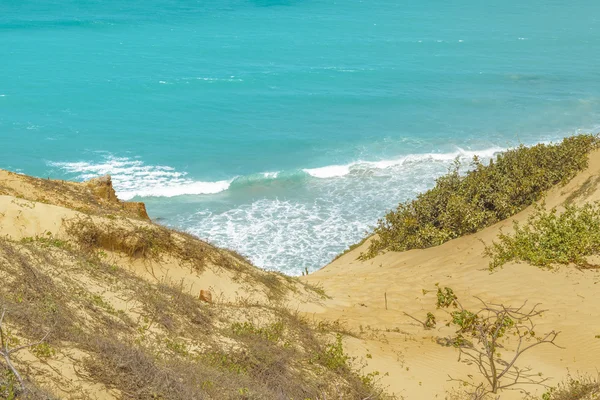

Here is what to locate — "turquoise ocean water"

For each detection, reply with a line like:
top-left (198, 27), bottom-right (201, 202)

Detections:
top-left (2, 0), bottom-right (600, 274)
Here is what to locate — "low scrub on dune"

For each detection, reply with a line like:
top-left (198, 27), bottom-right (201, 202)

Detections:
top-left (0, 236), bottom-right (390, 399)
top-left (63, 216), bottom-right (312, 301)
top-left (486, 203), bottom-right (600, 270)
top-left (64, 216), bottom-right (200, 264)
top-left (359, 134), bottom-right (600, 259)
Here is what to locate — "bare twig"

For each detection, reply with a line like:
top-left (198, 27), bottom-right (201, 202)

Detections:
top-left (403, 312), bottom-right (434, 330)
top-left (0, 306), bottom-right (52, 394)
top-left (448, 298), bottom-right (561, 396)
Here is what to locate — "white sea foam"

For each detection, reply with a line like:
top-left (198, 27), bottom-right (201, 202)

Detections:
top-left (48, 144), bottom-right (522, 274)
top-left (194, 77), bottom-right (243, 82)
top-left (51, 146), bottom-right (508, 205)
top-left (186, 145), bottom-right (510, 274)
top-left (49, 146), bottom-right (511, 274)
top-left (303, 146), bottom-right (506, 179)
top-left (303, 164), bottom-right (351, 178)
top-left (49, 156), bottom-right (232, 200)
top-left (189, 197), bottom-right (370, 275)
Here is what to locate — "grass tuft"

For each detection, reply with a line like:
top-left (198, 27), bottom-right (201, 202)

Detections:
top-left (539, 374), bottom-right (600, 400)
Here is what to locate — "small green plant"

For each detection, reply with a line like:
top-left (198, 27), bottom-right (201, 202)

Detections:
top-left (203, 352), bottom-right (247, 375)
top-left (486, 202), bottom-right (600, 270)
top-left (164, 338), bottom-right (189, 357)
top-left (0, 370), bottom-right (18, 400)
top-left (436, 286), bottom-right (458, 308)
top-left (89, 294), bottom-right (117, 314)
top-left (20, 234), bottom-right (70, 250)
top-left (31, 342), bottom-right (56, 359)
top-left (424, 313), bottom-right (436, 329)
top-left (403, 311), bottom-right (437, 330)
top-left (315, 334), bottom-right (350, 372)
top-left (230, 321), bottom-right (285, 343)
top-left (360, 370), bottom-right (381, 388)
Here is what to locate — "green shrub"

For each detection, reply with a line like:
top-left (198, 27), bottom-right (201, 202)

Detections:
top-left (486, 203), bottom-right (600, 270)
top-left (360, 134), bottom-right (600, 259)
top-left (314, 334), bottom-right (351, 372)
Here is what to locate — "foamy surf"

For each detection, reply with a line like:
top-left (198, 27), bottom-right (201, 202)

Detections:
top-left (119, 180), bottom-right (233, 200)
top-left (303, 146), bottom-right (506, 179)
top-left (303, 164), bottom-right (351, 178)
top-left (50, 146), bottom-right (508, 202)
top-left (49, 157), bottom-right (233, 200)
top-left (48, 145), bottom-right (512, 274)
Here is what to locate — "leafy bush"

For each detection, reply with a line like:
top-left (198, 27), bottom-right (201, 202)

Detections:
top-left (486, 203), bottom-right (600, 270)
top-left (360, 135), bottom-right (599, 259)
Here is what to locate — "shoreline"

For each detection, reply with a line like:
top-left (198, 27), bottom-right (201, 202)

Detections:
top-left (1, 139), bottom-right (600, 398)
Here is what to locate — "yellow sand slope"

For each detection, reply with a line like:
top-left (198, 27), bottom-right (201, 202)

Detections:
top-left (301, 150), bottom-right (600, 399)
top-left (0, 172), bottom-right (339, 399)
top-left (2, 148), bottom-right (600, 399)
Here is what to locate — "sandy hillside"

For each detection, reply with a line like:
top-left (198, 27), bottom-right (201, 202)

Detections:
top-left (2, 145), bottom-right (600, 399)
top-left (0, 171), bottom-right (379, 400)
top-left (300, 150), bottom-right (600, 399)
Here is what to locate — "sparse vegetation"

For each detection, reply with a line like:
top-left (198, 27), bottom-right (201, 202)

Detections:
top-left (63, 216), bottom-right (326, 302)
top-left (20, 233), bottom-right (71, 250)
top-left (360, 135), bottom-right (600, 258)
top-left (64, 216), bottom-right (178, 261)
top-left (0, 230), bottom-right (390, 399)
top-left (540, 374), bottom-right (600, 400)
top-left (0, 306), bottom-right (53, 398)
top-left (412, 288), bottom-right (560, 397)
top-left (486, 203), bottom-right (600, 270)
top-left (0, 170), bottom-right (148, 220)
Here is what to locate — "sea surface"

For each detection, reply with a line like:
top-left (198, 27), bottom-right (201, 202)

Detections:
top-left (2, 0), bottom-right (600, 274)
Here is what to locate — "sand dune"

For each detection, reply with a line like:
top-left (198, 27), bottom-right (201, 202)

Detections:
top-left (300, 150), bottom-right (600, 399)
top-left (1, 149), bottom-right (600, 399)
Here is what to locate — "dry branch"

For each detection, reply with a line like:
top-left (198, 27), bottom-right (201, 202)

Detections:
top-left (445, 298), bottom-right (561, 396)
top-left (0, 306), bottom-right (52, 394)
